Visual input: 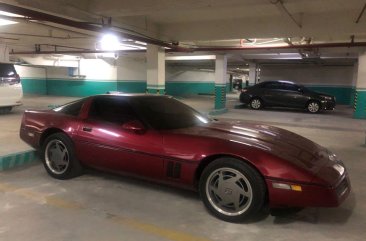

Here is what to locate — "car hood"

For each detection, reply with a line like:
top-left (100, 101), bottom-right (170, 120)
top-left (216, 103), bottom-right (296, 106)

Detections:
top-left (169, 120), bottom-right (330, 173)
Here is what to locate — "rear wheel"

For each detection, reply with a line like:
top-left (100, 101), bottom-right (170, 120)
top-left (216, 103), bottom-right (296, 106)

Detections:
top-left (250, 98), bottom-right (263, 110)
top-left (199, 158), bottom-right (266, 222)
top-left (42, 133), bottom-right (83, 179)
top-left (307, 101), bottom-right (320, 113)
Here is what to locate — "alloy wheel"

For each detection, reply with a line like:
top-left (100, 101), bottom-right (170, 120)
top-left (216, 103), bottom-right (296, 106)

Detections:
top-left (45, 140), bottom-right (70, 175)
top-left (251, 99), bottom-right (261, 109)
top-left (308, 102), bottom-right (320, 113)
top-left (205, 168), bottom-right (253, 216)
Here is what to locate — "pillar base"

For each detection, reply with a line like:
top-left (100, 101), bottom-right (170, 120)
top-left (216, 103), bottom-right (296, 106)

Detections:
top-left (146, 86), bottom-right (165, 95)
top-left (214, 84), bottom-right (227, 109)
top-left (353, 89), bottom-right (366, 119)
top-left (209, 108), bottom-right (228, 115)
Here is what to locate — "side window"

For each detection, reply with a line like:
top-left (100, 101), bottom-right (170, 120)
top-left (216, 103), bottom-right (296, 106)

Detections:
top-left (282, 83), bottom-right (298, 91)
top-left (88, 97), bottom-right (136, 125)
top-left (54, 99), bottom-right (86, 117)
top-left (264, 82), bottom-right (282, 90)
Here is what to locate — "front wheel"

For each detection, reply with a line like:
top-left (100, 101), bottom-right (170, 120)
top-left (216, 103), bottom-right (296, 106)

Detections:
top-left (199, 158), bottom-right (266, 222)
top-left (307, 101), bottom-right (320, 113)
top-left (42, 133), bottom-right (83, 179)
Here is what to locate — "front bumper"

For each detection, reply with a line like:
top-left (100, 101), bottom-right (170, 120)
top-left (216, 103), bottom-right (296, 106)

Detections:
top-left (266, 174), bottom-right (350, 208)
top-left (321, 99), bottom-right (336, 110)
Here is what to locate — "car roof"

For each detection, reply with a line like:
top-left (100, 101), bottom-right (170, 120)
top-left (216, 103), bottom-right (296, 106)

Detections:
top-left (260, 80), bottom-right (296, 85)
top-left (95, 93), bottom-right (172, 99)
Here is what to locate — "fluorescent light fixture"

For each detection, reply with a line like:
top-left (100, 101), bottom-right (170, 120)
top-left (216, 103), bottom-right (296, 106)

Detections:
top-left (0, 18), bottom-right (18, 26)
top-left (0, 10), bottom-right (23, 18)
top-left (165, 55), bottom-right (216, 61)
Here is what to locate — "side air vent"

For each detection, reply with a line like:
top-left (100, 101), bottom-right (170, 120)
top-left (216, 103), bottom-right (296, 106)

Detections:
top-left (167, 161), bottom-right (181, 178)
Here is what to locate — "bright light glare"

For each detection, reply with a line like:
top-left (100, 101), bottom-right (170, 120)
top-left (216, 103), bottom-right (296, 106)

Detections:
top-left (0, 11), bottom-right (23, 17)
top-left (196, 115), bottom-right (209, 124)
top-left (0, 18), bottom-right (18, 26)
top-left (100, 34), bottom-right (120, 51)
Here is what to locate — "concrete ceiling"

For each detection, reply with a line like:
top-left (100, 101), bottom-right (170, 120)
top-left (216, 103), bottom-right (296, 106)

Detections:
top-left (0, 0), bottom-right (365, 63)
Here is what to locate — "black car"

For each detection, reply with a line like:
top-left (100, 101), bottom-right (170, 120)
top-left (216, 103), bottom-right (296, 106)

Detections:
top-left (239, 80), bottom-right (336, 113)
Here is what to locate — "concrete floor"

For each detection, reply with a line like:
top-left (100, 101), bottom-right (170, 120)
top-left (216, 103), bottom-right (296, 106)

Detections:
top-left (0, 94), bottom-right (365, 241)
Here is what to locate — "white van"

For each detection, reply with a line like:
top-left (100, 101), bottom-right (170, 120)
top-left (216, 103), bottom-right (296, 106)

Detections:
top-left (0, 63), bottom-right (22, 114)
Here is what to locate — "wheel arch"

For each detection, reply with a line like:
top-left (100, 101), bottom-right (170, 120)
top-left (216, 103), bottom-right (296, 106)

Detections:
top-left (305, 99), bottom-right (321, 108)
top-left (39, 128), bottom-right (68, 147)
top-left (194, 154), bottom-right (266, 189)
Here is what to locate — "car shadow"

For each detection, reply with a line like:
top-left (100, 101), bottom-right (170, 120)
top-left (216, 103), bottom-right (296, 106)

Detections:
top-left (83, 168), bottom-right (200, 200)
top-left (82, 168), bottom-right (271, 223)
top-left (272, 192), bottom-right (356, 225)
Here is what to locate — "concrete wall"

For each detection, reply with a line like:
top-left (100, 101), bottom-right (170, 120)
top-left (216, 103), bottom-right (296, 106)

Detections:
top-left (116, 57), bottom-right (146, 93)
top-left (260, 64), bottom-right (355, 104)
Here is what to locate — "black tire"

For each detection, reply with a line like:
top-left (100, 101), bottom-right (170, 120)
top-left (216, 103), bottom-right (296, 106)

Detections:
top-left (42, 132), bottom-right (83, 179)
top-left (307, 100), bottom-right (321, 113)
top-left (249, 98), bottom-right (263, 110)
top-left (0, 107), bottom-right (12, 114)
top-left (199, 158), bottom-right (266, 222)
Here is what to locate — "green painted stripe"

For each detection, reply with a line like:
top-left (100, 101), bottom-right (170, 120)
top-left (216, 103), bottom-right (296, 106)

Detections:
top-left (0, 150), bottom-right (38, 171)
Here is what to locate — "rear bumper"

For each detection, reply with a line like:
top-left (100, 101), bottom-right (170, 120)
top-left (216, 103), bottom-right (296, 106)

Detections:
top-left (266, 174), bottom-right (350, 208)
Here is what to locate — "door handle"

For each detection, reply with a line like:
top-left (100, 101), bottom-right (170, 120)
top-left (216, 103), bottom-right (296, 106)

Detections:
top-left (82, 127), bottom-right (93, 132)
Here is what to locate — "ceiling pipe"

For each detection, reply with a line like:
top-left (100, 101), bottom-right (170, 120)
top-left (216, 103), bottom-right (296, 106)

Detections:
top-left (0, 2), bottom-right (189, 52)
top-left (10, 41), bottom-right (366, 55)
top-left (10, 50), bottom-right (146, 55)
top-left (185, 42), bottom-right (366, 52)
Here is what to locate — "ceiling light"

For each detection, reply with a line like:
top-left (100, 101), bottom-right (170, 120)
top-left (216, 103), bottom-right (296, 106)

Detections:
top-left (0, 19), bottom-right (18, 26)
top-left (100, 33), bottom-right (120, 51)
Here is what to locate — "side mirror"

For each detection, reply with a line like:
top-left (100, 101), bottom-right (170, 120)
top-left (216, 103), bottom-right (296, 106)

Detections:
top-left (122, 120), bottom-right (146, 134)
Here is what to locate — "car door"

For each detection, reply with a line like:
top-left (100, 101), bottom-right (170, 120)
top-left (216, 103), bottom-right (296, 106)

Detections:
top-left (280, 83), bottom-right (309, 108)
top-left (74, 96), bottom-right (165, 179)
top-left (261, 82), bottom-right (285, 106)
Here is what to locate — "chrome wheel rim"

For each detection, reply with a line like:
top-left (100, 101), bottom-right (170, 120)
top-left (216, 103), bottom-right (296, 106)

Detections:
top-left (251, 99), bottom-right (261, 109)
top-left (308, 102), bottom-right (319, 113)
top-left (205, 168), bottom-right (253, 216)
top-left (45, 140), bottom-right (69, 175)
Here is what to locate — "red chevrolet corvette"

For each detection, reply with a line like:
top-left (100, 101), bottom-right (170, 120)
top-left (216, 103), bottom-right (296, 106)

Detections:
top-left (20, 94), bottom-right (350, 222)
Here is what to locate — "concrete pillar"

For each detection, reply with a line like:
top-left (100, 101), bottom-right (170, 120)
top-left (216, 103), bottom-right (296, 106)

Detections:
top-left (146, 44), bottom-right (165, 94)
top-left (211, 55), bottom-right (228, 114)
top-left (354, 53), bottom-right (366, 119)
top-left (0, 44), bottom-right (10, 63)
top-left (350, 62), bottom-right (358, 106)
top-left (248, 63), bottom-right (257, 86)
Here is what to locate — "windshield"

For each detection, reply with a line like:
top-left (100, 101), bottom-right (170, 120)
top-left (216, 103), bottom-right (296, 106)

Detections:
top-left (130, 96), bottom-right (211, 130)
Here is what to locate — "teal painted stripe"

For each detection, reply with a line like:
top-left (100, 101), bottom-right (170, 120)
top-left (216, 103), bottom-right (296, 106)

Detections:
top-left (117, 81), bottom-right (146, 93)
top-left (21, 78), bottom-right (47, 95)
top-left (0, 150), bottom-right (38, 171)
top-left (166, 82), bottom-right (215, 96)
top-left (47, 79), bottom-right (117, 97)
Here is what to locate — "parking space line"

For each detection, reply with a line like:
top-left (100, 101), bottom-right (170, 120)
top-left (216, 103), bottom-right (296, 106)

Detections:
top-left (0, 182), bottom-right (210, 241)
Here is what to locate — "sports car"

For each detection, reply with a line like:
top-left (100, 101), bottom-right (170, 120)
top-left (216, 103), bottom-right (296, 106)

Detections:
top-left (20, 94), bottom-right (350, 222)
